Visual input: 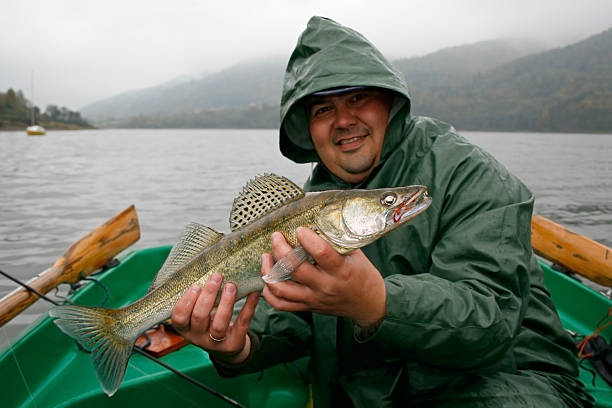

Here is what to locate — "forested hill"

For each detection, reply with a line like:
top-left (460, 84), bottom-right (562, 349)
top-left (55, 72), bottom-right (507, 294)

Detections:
top-left (412, 27), bottom-right (612, 132)
top-left (0, 89), bottom-right (93, 130)
top-left (81, 28), bottom-right (612, 132)
top-left (81, 56), bottom-right (286, 126)
top-left (392, 37), bottom-right (546, 88)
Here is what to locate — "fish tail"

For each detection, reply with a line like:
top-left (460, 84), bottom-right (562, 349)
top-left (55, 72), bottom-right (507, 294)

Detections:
top-left (49, 305), bottom-right (134, 397)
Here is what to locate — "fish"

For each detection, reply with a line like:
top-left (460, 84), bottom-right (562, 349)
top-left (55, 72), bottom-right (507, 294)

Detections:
top-left (49, 173), bottom-right (432, 396)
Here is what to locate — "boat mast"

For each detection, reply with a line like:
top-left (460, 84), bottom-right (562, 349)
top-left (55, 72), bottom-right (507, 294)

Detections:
top-left (30, 71), bottom-right (35, 126)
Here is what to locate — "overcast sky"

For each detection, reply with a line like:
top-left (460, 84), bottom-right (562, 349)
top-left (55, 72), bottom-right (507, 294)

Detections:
top-left (2, 0), bottom-right (611, 109)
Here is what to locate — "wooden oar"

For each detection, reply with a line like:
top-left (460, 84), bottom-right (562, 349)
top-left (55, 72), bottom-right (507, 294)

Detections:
top-left (531, 214), bottom-right (612, 287)
top-left (0, 205), bottom-right (140, 328)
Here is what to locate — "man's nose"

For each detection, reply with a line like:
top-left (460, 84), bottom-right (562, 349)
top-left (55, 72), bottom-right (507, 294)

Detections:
top-left (334, 105), bottom-right (357, 128)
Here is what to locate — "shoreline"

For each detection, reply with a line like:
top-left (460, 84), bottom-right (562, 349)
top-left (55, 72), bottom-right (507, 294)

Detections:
top-left (0, 123), bottom-right (95, 131)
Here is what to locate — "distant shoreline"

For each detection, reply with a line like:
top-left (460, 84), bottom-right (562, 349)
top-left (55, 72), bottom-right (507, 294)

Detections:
top-left (82, 125), bottom-right (612, 134)
top-left (0, 121), bottom-right (95, 131)
top-left (0, 126), bottom-right (610, 134)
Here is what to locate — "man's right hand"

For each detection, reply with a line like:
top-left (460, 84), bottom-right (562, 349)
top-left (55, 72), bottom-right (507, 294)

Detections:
top-left (172, 273), bottom-right (260, 364)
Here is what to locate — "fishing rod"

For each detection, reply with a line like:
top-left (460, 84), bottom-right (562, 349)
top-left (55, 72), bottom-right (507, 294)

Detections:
top-left (0, 270), bottom-right (63, 307)
top-left (0, 268), bottom-right (246, 408)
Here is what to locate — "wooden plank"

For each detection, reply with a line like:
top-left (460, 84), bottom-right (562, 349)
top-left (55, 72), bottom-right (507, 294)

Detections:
top-left (0, 205), bottom-right (140, 327)
top-left (531, 214), bottom-right (612, 287)
top-left (135, 324), bottom-right (188, 357)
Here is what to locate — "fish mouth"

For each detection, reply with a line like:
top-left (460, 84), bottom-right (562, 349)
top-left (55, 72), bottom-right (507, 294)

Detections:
top-left (390, 188), bottom-right (432, 225)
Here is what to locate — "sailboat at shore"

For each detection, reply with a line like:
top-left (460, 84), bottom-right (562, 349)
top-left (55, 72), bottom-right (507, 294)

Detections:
top-left (26, 71), bottom-right (45, 136)
top-left (26, 124), bottom-right (45, 135)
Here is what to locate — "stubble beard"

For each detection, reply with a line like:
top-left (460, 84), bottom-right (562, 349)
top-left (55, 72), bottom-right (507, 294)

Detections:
top-left (340, 153), bottom-right (377, 175)
top-left (334, 127), bottom-right (378, 175)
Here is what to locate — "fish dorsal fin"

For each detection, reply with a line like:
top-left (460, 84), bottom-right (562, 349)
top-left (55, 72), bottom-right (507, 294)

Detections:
top-left (230, 174), bottom-right (304, 231)
top-left (148, 222), bottom-right (224, 292)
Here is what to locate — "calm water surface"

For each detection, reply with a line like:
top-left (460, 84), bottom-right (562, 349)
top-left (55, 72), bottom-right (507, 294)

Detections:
top-left (1, 128), bottom-right (611, 349)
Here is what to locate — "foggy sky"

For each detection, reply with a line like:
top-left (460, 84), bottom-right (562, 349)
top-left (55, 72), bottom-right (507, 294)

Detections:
top-left (2, 0), bottom-right (611, 110)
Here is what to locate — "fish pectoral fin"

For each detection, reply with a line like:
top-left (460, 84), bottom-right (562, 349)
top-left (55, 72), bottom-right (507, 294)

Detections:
top-left (149, 222), bottom-right (224, 292)
top-left (49, 305), bottom-right (133, 396)
top-left (262, 245), bottom-right (313, 284)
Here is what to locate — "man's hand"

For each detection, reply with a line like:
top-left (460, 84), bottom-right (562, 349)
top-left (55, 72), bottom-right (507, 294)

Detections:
top-left (262, 227), bottom-right (386, 327)
top-left (172, 273), bottom-right (259, 364)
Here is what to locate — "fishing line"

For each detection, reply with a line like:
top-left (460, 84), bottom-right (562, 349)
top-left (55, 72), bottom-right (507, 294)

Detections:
top-left (0, 269), bottom-right (60, 306)
top-left (1, 316), bottom-right (39, 408)
top-left (0, 268), bottom-right (246, 408)
top-left (125, 359), bottom-right (212, 407)
top-left (133, 347), bottom-right (245, 408)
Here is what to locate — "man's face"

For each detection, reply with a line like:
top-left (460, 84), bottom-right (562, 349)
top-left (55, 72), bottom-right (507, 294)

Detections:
top-left (307, 88), bottom-right (392, 184)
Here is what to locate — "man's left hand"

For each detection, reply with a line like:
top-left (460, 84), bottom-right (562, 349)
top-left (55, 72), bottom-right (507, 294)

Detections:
top-left (262, 227), bottom-right (386, 327)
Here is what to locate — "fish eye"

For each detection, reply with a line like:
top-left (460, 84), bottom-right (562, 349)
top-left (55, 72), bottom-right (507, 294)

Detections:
top-left (381, 192), bottom-right (397, 206)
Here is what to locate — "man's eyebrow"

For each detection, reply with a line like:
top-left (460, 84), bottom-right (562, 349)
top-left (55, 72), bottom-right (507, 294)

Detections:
top-left (303, 96), bottom-right (330, 111)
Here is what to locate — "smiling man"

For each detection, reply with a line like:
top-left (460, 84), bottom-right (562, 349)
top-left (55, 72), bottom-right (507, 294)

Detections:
top-left (305, 87), bottom-right (392, 184)
top-left (172, 16), bottom-right (593, 407)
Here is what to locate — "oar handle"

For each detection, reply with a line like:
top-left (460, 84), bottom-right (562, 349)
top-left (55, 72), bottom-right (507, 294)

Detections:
top-left (531, 214), bottom-right (612, 287)
top-left (0, 205), bottom-right (140, 327)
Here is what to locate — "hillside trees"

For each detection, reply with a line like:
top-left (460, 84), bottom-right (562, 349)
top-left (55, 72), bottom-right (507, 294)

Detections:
top-left (0, 88), bottom-right (92, 129)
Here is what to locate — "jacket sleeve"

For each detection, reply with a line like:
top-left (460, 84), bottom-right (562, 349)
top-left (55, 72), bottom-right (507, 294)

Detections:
top-left (359, 145), bottom-right (534, 370)
top-left (212, 299), bottom-right (312, 377)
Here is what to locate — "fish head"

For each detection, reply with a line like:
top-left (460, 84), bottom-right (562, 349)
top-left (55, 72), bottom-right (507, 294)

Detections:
top-left (315, 185), bottom-right (432, 250)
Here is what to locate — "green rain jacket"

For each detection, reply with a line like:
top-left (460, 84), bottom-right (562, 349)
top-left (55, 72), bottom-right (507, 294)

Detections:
top-left (215, 17), bottom-right (592, 407)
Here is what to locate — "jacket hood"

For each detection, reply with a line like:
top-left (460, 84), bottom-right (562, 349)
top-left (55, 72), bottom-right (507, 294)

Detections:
top-left (280, 16), bottom-right (411, 164)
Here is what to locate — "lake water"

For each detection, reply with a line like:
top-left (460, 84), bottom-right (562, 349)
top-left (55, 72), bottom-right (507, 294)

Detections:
top-left (1, 128), bottom-right (611, 350)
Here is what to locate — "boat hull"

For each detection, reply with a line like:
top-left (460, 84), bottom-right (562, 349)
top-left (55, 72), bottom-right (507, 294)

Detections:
top-left (0, 246), bottom-right (610, 407)
top-left (0, 246), bottom-right (309, 407)
top-left (26, 125), bottom-right (46, 135)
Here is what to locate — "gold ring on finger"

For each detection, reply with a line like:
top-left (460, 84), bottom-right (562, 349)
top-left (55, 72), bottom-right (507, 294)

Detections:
top-left (209, 333), bottom-right (226, 343)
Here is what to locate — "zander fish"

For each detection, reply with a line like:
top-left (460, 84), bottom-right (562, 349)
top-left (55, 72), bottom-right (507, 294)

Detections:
top-left (50, 174), bottom-right (431, 396)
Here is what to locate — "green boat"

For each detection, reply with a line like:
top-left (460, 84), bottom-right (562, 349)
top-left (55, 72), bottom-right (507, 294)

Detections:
top-left (1, 243), bottom-right (611, 407)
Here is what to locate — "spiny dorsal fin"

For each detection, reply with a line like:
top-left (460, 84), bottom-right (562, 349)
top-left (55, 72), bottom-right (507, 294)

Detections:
top-left (148, 222), bottom-right (224, 292)
top-left (230, 174), bottom-right (304, 231)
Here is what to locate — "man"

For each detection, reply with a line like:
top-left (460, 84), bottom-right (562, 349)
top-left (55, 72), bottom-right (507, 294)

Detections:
top-left (172, 16), bottom-right (592, 407)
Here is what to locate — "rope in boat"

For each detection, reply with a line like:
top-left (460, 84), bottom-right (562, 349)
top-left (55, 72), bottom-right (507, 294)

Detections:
top-left (0, 268), bottom-right (246, 408)
top-left (577, 308), bottom-right (612, 359)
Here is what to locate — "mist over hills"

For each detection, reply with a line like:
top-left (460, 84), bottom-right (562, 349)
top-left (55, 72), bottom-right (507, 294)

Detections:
top-left (81, 56), bottom-right (286, 123)
top-left (393, 37), bottom-right (546, 88)
top-left (82, 28), bottom-right (612, 132)
top-left (413, 27), bottom-right (612, 132)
